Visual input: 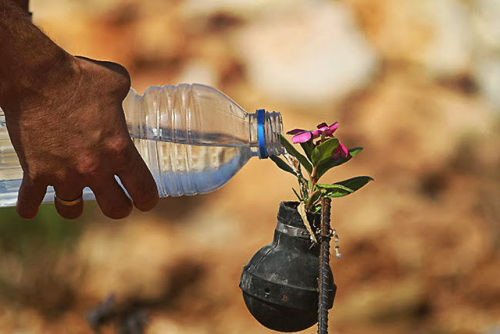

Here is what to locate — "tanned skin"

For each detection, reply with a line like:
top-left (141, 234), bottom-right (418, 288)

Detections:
top-left (0, 0), bottom-right (159, 219)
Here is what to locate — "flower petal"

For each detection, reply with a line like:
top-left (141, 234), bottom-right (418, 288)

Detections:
top-left (323, 122), bottom-right (339, 136)
top-left (311, 129), bottom-right (323, 138)
top-left (332, 141), bottom-right (350, 159)
top-left (316, 122), bottom-right (329, 129)
top-left (317, 126), bottom-right (329, 133)
top-left (317, 121), bottom-right (339, 136)
top-left (292, 131), bottom-right (312, 143)
top-left (287, 128), bottom-right (306, 135)
top-left (328, 122), bottom-right (339, 133)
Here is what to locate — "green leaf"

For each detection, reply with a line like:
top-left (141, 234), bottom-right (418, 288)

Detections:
top-left (349, 147), bottom-right (363, 157)
top-left (323, 176), bottom-right (374, 198)
top-left (336, 176), bottom-right (373, 190)
top-left (280, 135), bottom-right (312, 174)
top-left (311, 205), bottom-right (322, 213)
top-left (317, 183), bottom-right (355, 192)
top-left (308, 190), bottom-right (322, 206)
top-left (292, 187), bottom-right (302, 201)
top-left (300, 141), bottom-right (315, 161)
top-left (316, 147), bottom-right (363, 180)
top-left (270, 155), bottom-right (296, 176)
top-left (310, 138), bottom-right (339, 166)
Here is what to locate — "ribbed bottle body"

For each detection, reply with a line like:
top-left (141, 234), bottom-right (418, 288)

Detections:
top-left (123, 83), bottom-right (255, 197)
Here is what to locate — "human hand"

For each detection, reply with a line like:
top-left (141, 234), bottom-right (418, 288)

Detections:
top-left (2, 55), bottom-right (159, 219)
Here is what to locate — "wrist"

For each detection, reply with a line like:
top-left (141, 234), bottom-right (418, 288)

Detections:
top-left (0, 0), bottom-right (79, 112)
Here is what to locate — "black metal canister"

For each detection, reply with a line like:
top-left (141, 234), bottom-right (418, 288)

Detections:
top-left (240, 201), bottom-right (336, 332)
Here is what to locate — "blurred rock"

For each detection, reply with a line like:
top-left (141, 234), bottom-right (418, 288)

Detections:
top-left (181, 0), bottom-right (306, 19)
top-left (335, 279), bottom-right (426, 324)
top-left (354, 70), bottom-right (493, 171)
top-left (474, 56), bottom-right (500, 111)
top-left (130, 9), bottom-right (186, 67)
top-left (236, 1), bottom-right (378, 105)
top-left (351, 0), bottom-right (500, 111)
top-left (470, 0), bottom-right (500, 50)
top-left (177, 60), bottom-right (218, 87)
top-left (418, 0), bottom-right (473, 77)
top-left (148, 318), bottom-right (206, 334)
top-left (350, 0), bottom-right (473, 77)
top-left (77, 220), bottom-right (180, 299)
top-left (484, 326), bottom-right (500, 334)
top-left (33, 0), bottom-right (139, 17)
top-left (470, 0), bottom-right (500, 111)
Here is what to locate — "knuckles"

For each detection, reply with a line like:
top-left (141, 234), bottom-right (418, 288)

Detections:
top-left (37, 136), bottom-right (133, 180)
top-left (75, 154), bottom-right (101, 177)
top-left (76, 56), bottom-right (131, 100)
top-left (102, 62), bottom-right (131, 99)
top-left (25, 169), bottom-right (51, 186)
top-left (113, 63), bottom-right (131, 88)
top-left (74, 136), bottom-right (132, 177)
top-left (105, 136), bottom-right (131, 159)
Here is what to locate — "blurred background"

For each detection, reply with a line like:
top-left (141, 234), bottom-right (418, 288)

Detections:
top-left (1, 0), bottom-right (499, 333)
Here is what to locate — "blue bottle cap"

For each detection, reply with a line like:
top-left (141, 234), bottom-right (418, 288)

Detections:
top-left (256, 109), bottom-right (269, 159)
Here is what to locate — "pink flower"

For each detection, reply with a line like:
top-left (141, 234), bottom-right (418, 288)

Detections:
top-left (287, 121), bottom-right (339, 144)
top-left (316, 122), bottom-right (338, 136)
top-left (332, 141), bottom-right (350, 160)
top-left (286, 128), bottom-right (315, 144)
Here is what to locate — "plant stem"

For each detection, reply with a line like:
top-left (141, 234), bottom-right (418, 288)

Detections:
top-left (305, 166), bottom-right (318, 210)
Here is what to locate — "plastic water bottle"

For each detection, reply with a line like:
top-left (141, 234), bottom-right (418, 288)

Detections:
top-left (0, 84), bottom-right (284, 207)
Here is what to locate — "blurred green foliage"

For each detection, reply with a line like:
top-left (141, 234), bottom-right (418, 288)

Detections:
top-left (0, 204), bottom-right (85, 257)
top-left (0, 204), bottom-right (91, 316)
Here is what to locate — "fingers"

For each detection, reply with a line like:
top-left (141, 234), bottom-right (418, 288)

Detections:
top-left (54, 184), bottom-right (84, 220)
top-left (17, 176), bottom-right (47, 219)
top-left (116, 149), bottom-right (159, 212)
top-left (90, 177), bottom-right (133, 219)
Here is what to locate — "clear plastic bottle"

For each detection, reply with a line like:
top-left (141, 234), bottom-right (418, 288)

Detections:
top-left (0, 84), bottom-right (284, 207)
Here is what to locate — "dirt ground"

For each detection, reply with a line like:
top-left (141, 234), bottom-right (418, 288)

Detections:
top-left (0, 0), bottom-right (499, 333)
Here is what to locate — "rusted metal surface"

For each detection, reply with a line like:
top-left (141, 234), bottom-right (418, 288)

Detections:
top-left (318, 197), bottom-right (332, 334)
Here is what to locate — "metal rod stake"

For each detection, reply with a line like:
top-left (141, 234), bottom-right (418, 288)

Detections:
top-left (318, 197), bottom-right (331, 334)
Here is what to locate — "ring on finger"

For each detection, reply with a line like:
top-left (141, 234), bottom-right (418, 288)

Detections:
top-left (55, 193), bottom-right (83, 206)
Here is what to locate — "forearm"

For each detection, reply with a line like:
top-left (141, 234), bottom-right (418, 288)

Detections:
top-left (0, 0), bottom-right (74, 108)
top-left (9, 0), bottom-right (29, 12)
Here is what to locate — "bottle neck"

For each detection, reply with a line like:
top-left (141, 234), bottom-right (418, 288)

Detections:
top-left (249, 110), bottom-right (284, 159)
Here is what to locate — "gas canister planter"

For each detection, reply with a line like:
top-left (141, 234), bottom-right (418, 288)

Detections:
top-left (239, 121), bottom-right (372, 333)
top-left (240, 201), bottom-right (335, 332)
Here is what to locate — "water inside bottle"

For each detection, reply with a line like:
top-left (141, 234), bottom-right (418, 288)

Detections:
top-left (132, 130), bottom-right (254, 197)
